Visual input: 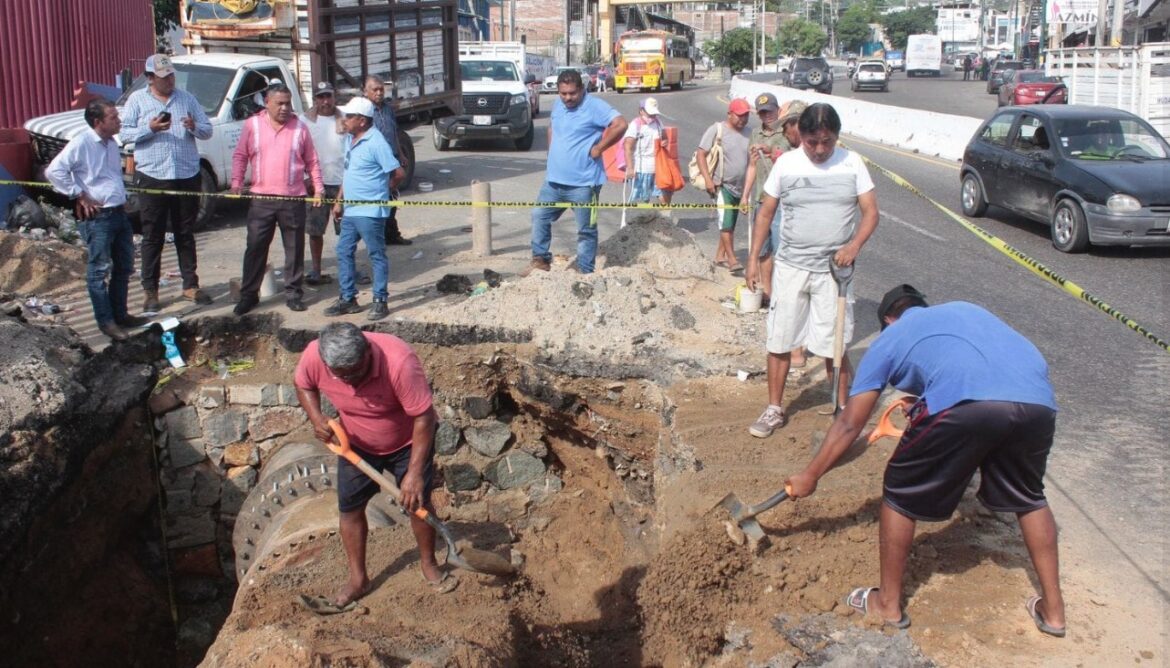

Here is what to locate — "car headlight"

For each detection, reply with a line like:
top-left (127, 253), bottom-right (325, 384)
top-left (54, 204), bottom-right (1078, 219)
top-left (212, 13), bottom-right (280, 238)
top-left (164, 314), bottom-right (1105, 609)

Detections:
top-left (511, 94), bottom-right (527, 106)
top-left (1107, 194), bottom-right (1142, 212)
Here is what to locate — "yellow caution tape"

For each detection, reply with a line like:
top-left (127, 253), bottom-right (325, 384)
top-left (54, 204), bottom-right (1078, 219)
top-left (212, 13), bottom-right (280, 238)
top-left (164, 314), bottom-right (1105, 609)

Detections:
top-left (846, 145), bottom-right (1169, 354)
top-left (0, 179), bottom-right (741, 210)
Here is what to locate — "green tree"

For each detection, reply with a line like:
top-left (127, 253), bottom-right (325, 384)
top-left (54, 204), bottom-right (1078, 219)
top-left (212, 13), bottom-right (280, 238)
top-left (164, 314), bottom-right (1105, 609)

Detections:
top-left (704, 28), bottom-right (758, 72)
top-left (836, 3), bottom-right (877, 54)
top-left (880, 6), bottom-right (937, 50)
top-left (776, 18), bottom-right (828, 57)
top-left (153, 0), bottom-right (180, 37)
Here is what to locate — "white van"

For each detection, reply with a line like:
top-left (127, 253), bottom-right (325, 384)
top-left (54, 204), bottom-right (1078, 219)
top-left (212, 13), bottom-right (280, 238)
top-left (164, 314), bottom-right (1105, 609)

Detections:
top-left (905, 35), bottom-right (943, 77)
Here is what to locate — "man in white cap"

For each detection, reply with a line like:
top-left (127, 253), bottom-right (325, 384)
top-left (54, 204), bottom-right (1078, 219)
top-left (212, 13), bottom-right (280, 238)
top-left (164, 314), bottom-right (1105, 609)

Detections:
top-left (119, 53), bottom-right (214, 313)
top-left (323, 97), bottom-right (404, 322)
top-left (303, 81), bottom-right (344, 286)
top-left (622, 97), bottom-right (672, 209)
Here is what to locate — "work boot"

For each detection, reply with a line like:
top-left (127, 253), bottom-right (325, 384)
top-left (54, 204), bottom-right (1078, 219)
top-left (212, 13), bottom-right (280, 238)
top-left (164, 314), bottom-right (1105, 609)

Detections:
top-left (118, 314), bottom-right (152, 328)
top-left (324, 298), bottom-right (361, 317)
top-left (519, 258), bottom-right (551, 277)
top-left (142, 289), bottom-right (160, 313)
top-left (386, 233), bottom-right (413, 246)
top-left (98, 321), bottom-right (129, 342)
top-left (367, 299), bottom-right (389, 321)
top-left (183, 288), bottom-right (213, 305)
top-left (749, 405), bottom-right (787, 438)
top-left (286, 297), bottom-right (307, 312)
top-left (233, 294), bottom-right (259, 316)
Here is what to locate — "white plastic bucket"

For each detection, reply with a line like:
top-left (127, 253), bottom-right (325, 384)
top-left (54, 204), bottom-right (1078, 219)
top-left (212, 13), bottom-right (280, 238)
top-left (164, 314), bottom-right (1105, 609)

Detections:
top-left (738, 287), bottom-right (763, 313)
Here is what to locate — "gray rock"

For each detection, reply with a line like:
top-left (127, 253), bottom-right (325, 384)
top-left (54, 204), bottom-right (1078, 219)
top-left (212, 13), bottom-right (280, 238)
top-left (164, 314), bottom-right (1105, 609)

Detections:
top-left (170, 437), bottom-right (207, 469)
top-left (228, 385), bottom-right (264, 406)
top-left (259, 384), bottom-right (281, 407)
top-left (200, 385), bottom-right (225, 410)
top-left (571, 281), bottom-right (593, 299)
top-left (485, 451), bottom-right (546, 490)
top-left (249, 407), bottom-right (305, 442)
top-left (206, 446), bottom-right (225, 468)
top-left (221, 466), bottom-right (257, 514)
top-left (167, 511), bottom-right (217, 549)
top-left (517, 439), bottom-right (548, 459)
top-left (166, 406), bottom-right (202, 441)
top-left (465, 421), bottom-right (512, 457)
top-left (670, 305), bottom-right (696, 330)
top-left (462, 394), bottom-right (496, 420)
top-left (177, 616), bottom-right (216, 648)
top-left (166, 489), bottom-right (194, 514)
top-left (279, 384), bottom-right (300, 406)
top-left (202, 410), bottom-right (249, 447)
top-left (434, 421), bottom-right (461, 456)
top-left (528, 474), bottom-right (564, 504)
top-left (192, 467), bottom-right (222, 507)
top-left (443, 463), bottom-right (482, 491)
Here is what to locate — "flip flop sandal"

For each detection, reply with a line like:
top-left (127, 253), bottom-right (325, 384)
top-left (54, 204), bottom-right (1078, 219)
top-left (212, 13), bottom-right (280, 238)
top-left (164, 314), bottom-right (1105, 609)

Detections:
top-left (423, 571), bottom-right (459, 595)
top-left (843, 586), bottom-right (911, 630)
top-left (1026, 596), bottom-right (1066, 638)
top-left (298, 593), bottom-right (358, 616)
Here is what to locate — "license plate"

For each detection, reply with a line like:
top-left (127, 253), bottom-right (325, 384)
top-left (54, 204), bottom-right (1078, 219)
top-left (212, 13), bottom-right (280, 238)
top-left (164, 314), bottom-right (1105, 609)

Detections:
top-left (472, 115), bottom-right (491, 126)
top-left (629, 78), bottom-right (640, 85)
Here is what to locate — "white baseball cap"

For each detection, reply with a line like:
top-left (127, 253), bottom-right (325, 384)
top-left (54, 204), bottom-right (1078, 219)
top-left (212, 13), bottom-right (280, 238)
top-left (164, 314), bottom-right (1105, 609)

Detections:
top-left (641, 97), bottom-right (661, 115)
top-left (145, 54), bottom-right (175, 78)
top-left (338, 97), bottom-right (376, 118)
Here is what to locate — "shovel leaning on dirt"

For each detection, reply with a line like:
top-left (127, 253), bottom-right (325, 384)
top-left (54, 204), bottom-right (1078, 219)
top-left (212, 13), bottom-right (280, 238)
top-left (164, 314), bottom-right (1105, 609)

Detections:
top-left (320, 419), bottom-right (516, 577)
top-left (817, 261), bottom-right (855, 416)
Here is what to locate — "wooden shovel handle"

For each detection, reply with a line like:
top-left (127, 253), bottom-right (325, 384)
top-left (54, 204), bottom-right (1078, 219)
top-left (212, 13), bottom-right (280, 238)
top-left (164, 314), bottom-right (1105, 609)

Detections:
top-left (324, 419), bottom-right (433, 524)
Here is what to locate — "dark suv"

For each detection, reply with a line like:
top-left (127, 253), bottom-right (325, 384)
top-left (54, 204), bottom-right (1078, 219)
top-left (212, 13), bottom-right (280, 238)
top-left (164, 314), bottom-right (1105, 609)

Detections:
top-left (782, 57), bottom-right (833, 94)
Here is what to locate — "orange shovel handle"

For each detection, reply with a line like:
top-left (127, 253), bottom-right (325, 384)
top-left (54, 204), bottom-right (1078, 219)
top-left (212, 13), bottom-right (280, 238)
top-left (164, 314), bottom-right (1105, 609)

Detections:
top-left (324, 419), bottom-right (431, 523)
top-left (866, 396), bottom-right (915, 445)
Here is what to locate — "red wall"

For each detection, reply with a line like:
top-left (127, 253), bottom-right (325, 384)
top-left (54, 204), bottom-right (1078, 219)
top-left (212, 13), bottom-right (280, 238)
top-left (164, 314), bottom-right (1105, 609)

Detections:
top-left (0, 0), bottom-right (156, 128)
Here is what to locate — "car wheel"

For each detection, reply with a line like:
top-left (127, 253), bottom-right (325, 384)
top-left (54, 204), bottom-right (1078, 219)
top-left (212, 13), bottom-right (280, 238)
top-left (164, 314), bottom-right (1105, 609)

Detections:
top-left (1051, 199), bottom-right (1090, 252)
top-left (432, 123), bottom-right (449, 151)
top-left (960, 172), bottom-right (988, 217)
top-left (195, 165), bottom-right (217, 231)
top-left (514, 122), bottom-right (535, 151)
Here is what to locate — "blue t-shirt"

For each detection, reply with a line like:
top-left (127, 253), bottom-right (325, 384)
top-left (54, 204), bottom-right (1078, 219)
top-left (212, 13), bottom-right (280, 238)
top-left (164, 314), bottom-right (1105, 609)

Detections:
top-left (342, 130), bottom-right (400, 219)
top-left (547, 94), bottom-right (621, 186)
top-left (851, 302), bottom-right (1057, 412)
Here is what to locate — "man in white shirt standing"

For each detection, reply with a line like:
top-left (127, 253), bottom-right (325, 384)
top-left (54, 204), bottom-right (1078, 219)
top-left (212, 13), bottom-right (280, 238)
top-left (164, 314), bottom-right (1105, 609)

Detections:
top-left (303, 82), bottom-right (345, 285)
top-left (622, 97), bottom-right (671, 209)
top-left (744, 102), bottom-right (879, 438)
top-left (46, 99), bottom-right (150, 341)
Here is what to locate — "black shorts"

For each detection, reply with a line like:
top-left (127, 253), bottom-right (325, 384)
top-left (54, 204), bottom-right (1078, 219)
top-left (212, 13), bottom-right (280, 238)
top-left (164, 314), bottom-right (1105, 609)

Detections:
top-left (884, 400), bottom-right (1056, 522)
top-left (337, 444), bottom-right (436, 513)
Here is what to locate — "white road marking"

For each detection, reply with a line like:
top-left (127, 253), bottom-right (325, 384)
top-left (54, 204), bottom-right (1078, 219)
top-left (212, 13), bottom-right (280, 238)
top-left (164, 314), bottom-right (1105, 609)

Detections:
top-left (881, 211), bottom-right (947, 241)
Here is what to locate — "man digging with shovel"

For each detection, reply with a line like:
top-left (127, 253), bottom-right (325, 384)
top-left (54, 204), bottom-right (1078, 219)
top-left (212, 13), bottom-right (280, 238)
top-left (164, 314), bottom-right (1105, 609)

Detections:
top-left (784, 285), bottom-right (1067, 637)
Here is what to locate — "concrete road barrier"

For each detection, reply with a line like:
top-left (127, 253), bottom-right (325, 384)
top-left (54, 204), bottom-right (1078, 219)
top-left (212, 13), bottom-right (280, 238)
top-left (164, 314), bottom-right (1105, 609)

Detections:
top-left (729, 77), bottom-right (983, 161)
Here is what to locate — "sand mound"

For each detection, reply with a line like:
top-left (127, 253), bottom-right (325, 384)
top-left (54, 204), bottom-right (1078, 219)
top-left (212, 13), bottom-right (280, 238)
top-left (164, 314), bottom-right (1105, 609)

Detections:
top-left (0, 233), bottom-right (87, 297)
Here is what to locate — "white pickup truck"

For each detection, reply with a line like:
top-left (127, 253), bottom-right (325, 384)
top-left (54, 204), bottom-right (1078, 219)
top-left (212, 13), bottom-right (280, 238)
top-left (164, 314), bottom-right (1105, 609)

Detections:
top-left (433, 42), bottom-right (537, 151)
top-left (25, 53), bottom-right (304, 228)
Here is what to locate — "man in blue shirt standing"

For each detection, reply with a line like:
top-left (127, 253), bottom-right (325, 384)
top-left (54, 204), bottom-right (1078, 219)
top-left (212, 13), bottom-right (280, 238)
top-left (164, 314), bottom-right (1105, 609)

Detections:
top-left (363, 75), bottom-right (411, 246)
top-left (784, 285), bottom-right (1067, 638)
top-left (521, 69), bottom-right (627, 276)
top-left (324, 97), bottom-right (404, 322)
top-left (120, 54), bottom-right (215, 312)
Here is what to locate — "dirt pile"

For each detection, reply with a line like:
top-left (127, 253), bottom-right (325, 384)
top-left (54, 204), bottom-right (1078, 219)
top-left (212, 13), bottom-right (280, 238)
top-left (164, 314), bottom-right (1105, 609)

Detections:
top-left (0, 232), bottom-right (87, 297)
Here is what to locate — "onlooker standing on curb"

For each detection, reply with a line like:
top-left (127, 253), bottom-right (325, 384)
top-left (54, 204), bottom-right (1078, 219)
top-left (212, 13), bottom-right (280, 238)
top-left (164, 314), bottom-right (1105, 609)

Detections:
top-left (696, 98), bottom-right (752, 273)
top-left (741, 97), bottom-right (808, 368)
top-left (597, 65), bottom-right (609, 92)
top-left (230, 82), bottom-right (324, 316)
top-left (622, 97), bottom-right (670, 208)
top-left (962, 55), bottom-right (973, 81)
top-left (363, 75), bottom-right (411, 246)
top-left (522, 69), bottom-right (626, 276)
top-left (46, 99), bottom-right (150, 341)
top-left (304, 82), bottom-right (345, 286)
top-left (745, 103), bottom-right (879, 437)
top-left (119, 54), bottom-right (214, 312)
top-left (785, 286), bottom-right (1066, 637)
top-left (323, 97), bottom-right (404, 322)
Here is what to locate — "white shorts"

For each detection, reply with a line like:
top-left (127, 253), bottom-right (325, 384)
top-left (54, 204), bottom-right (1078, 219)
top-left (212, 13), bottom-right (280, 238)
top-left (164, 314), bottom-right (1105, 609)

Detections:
top-left (766, 262), bottom-right (854, 357)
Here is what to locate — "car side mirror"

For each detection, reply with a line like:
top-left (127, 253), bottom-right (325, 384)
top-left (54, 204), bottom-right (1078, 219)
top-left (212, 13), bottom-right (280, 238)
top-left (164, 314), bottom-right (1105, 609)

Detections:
top-left (1032, 152), bottom-right (1055, 167)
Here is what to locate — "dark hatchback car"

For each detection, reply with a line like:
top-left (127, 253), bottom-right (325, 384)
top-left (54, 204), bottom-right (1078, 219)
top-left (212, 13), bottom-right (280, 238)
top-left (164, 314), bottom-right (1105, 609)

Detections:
top-left (781, 56), bottom-right (833, 94)
top-left (960, 105), bottom-right (1170, 252)
top-left (986, 59), bottom-right (1025, 94)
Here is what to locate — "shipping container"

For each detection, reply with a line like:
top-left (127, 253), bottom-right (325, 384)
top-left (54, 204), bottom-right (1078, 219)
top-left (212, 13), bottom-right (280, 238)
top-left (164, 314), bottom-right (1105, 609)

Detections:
top-left (0, 0), bottom-right (155, 128)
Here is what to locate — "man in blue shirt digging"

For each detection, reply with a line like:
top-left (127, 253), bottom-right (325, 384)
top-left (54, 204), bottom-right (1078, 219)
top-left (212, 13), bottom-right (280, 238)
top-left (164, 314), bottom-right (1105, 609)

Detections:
top-left (521, 69), bottom-right (627, 276)
top-left (784, 284), bottom-right (1067, 639)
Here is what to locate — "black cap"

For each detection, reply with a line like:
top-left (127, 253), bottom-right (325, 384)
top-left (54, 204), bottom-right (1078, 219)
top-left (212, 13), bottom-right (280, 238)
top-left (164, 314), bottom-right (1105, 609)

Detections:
top-left (878, 284), bottom-right (927, 330)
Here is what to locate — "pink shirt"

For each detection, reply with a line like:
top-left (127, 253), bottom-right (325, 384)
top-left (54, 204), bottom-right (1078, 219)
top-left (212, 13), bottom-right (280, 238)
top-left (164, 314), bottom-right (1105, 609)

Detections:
top-left (294, 333), bottom-right (433, 455)
top-left (231, 112), bottom-right (324, 196)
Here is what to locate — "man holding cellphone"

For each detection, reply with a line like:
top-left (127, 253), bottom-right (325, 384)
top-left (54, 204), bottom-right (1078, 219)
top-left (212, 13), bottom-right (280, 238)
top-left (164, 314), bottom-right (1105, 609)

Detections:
top-left (120, 54), bottom-right (214, 312)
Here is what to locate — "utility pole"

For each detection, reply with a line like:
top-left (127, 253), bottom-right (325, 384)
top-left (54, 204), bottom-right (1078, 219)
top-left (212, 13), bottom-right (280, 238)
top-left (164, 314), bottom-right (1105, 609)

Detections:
top-left (1109, 0), bottom-right (1124, 46)
top-left (566, 0), bottom-right (572, 65)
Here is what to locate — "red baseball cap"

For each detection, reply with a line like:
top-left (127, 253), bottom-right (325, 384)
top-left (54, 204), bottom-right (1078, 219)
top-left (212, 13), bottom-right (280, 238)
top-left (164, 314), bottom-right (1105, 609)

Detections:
top-left (729, 98), bottom-right (751, 115)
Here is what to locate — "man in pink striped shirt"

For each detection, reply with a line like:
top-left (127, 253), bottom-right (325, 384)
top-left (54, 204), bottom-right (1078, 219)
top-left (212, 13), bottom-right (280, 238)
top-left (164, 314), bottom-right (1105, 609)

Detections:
top-left (230, 82), bottom-right (325, 315)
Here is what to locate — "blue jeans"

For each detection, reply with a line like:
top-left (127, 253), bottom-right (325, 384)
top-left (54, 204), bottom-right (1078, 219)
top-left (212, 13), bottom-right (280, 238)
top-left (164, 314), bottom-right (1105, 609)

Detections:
top-left (337, 215), bottom-right (388, 301)
top-left (79, 207), bottom-right (135, 326)
top-left (530, 181), bottom-right (602, 273)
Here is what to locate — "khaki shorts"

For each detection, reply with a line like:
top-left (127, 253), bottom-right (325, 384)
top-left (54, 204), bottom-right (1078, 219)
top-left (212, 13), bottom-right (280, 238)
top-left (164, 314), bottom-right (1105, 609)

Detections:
top-left (766, 262), bottom-right (853, 357)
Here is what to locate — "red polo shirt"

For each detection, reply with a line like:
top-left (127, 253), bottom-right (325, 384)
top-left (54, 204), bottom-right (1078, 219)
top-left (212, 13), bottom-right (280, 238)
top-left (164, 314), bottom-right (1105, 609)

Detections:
top-left (294, 333), bottom-right (433, 454)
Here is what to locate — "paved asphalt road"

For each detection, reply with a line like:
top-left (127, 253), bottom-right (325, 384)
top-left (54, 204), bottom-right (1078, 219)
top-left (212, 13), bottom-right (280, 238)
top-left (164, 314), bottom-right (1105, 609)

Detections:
top-left (588, 79), bottom-right (1169, 614)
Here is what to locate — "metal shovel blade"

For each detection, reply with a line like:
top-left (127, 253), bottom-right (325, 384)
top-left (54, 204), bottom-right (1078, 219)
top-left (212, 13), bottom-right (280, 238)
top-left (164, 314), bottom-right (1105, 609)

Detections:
top-left (716, 492), bottom-right (766, 542)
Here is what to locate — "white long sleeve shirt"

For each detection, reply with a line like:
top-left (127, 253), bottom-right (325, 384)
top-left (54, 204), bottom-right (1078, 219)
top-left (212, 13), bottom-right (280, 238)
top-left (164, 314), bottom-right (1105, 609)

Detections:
top-left (45, 128), bottom-right (127, 207)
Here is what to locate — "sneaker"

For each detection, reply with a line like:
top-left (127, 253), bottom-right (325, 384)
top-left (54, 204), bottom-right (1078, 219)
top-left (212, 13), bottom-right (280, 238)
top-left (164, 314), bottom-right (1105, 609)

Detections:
top-left (519, 258), bottom-right (551, 277)
top-left (286, 297), bottom-right (307, 312)
top-left (142, 289), bottom-right (160, 313)
top-left (233, 295), bottom-right (259, 316)
top-left (324, 298), bottom-right (361, 317)
top-left (367, 300), bottom-right (389, 321)
top-left (749, 405), bottom-right (787, 438)
top-left (183, 288), bottom-right (213, 305)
